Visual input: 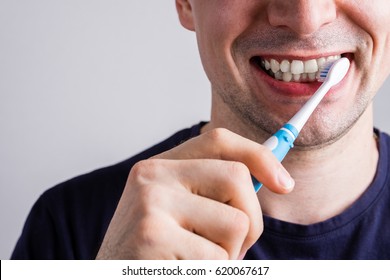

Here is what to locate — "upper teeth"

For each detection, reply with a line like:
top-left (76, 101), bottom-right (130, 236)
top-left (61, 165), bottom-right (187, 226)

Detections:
top-left (261, 55), bottom-right (341, 82)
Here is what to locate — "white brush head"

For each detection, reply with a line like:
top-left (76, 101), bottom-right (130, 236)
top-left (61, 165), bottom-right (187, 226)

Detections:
top-left (287, 57), bottom-right (350, 132)
top-left (317, 57), bottom-right (350, 85)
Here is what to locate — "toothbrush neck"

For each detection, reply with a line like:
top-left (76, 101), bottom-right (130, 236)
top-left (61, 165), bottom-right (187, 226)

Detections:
top-left (258, 105), bottom-right (379, 224)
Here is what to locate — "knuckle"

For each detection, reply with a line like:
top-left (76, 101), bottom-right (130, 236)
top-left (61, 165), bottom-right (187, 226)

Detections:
top-left (229, 209), bottom-right (250, 237)
top-left (258, 143), bottom-right (279, 164)
top-left (129, 159), bottom-right (161, 184)
top-left (227, 161), bottom-right (250, 180)
top-left (205, 128), bottom-right (231, 145)
top-left (224, 161), bottom-right (251, 195)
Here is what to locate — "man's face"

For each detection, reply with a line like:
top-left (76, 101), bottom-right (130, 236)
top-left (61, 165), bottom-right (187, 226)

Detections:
top-left (177, 0), bottom-right (390, 148)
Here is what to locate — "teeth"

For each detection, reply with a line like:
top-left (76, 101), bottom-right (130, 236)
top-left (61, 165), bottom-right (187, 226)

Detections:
top-left (260, 55), bottom-right (341, 82)
top-left (308, 73), bottom-right (316, 81)
top-left (265, 60), bottom-right (271, 70)
top-left (304, 59), bottom-right (318, 73)
top-left (274, 71), bottom-right (283, 80)
top-left (291, 60), bottom-right (304, 74)
top-left (316, 57), bottom-right (326, 68)
top-left (283, 72), bottom-right (293, 82)
top-left (270, 59), bottom-right (280, 73)
top-left (280, 60), bottom-right (290, 73)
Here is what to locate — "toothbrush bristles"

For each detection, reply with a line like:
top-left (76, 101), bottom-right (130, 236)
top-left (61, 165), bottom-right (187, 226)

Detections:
top-left (317, 60), bottom-right (336, 82)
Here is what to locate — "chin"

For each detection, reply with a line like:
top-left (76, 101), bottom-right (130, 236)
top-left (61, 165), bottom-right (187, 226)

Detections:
top-left (292, 120), bottom-right (354, 151)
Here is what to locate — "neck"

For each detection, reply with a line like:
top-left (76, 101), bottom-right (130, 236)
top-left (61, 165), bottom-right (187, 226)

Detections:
top-left (205, 101), bottom-right (379, 225)
top-left (262, 105), bottom-right (378, 224)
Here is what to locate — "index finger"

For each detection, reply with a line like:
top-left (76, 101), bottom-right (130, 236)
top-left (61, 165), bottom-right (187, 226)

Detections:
top-left (154, 128), bottom-right (295, 194)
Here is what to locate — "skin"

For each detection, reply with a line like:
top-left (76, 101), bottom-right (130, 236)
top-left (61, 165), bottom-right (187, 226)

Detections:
top-left (96, 0), bottom-right (390, 259)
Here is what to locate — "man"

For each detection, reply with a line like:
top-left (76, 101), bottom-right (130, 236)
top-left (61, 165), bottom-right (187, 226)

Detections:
top-left (12, 0), bottom-right (390, 259)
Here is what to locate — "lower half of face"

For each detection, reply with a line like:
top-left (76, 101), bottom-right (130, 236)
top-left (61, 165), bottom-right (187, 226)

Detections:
top-left (209, 49), bottom-right (377, 150)
top-left (200, 16), bottom-right (390, 149)
top-left (190, 0), bottom-right (390, 149)
top-left (214, 82), bottom-right (371, 150)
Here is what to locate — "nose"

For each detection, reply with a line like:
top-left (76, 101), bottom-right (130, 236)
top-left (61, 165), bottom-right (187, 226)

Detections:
top-left (267, 0), bottom-right (337, 36)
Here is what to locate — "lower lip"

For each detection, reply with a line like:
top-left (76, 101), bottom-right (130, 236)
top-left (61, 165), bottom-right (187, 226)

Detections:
top-left (250, 60), bottom-right (350, 98)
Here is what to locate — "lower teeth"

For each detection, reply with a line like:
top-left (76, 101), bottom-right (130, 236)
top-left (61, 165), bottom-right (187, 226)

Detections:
top-left (267, 69), bottom-right (317, 83)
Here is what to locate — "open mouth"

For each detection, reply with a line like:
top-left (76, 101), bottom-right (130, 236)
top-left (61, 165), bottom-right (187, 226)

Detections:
top-left (251, 54), bottom-right (347, 83)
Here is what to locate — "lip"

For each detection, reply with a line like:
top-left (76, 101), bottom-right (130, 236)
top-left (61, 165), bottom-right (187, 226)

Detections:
top-left (258, 53), bottom-right (344, 62)
top-left (250, 53), bottom-right (353, 99)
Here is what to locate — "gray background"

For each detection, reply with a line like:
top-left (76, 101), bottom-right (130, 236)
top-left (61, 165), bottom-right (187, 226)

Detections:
top-left (0, 1), bottom-right (389, 259)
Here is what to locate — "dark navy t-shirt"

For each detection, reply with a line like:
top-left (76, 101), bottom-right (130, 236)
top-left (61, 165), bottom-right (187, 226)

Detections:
top-left (11, 123), bottom-right (390, 259)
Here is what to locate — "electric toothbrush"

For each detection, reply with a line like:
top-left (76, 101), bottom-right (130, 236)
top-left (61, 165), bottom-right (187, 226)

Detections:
top-left (253, 57), bottom-right (351, 192)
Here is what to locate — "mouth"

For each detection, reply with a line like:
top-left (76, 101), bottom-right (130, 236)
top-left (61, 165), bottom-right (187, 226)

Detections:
top-left (250, 54), bottom-right (349, 83)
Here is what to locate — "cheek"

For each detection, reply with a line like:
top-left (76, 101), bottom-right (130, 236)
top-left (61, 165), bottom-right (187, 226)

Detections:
top-left (344, 1), bottom-right (390, 91)
top-left (365, 2), bottom-right (390, 67)
top-left (375, 36), bottom-right (390, 90)
top-left (346, 0), bottom-right (390, 30)
top-left (193, 0), bottom-right (266, 83)
top-left (350, 1), bottom-right (390, 58)
top-left (193, 2), bottom-right (249, 56)
top-left (192, 1), bottom-right (256, 85)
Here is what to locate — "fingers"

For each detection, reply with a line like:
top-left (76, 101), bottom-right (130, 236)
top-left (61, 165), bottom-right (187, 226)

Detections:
top-left (178, 191), bottom-right (260, 259)
top-left (98, 127), bottom-right (292, 260)
top-left (126, 214), bottom-right (230, 260)
top-left (126, 158), bottom-right (262, 259)
top-left (174, 228), bottom-right (229, 260)
top-left (170, 159), bottom-right (263, 256)
top-left (154, 128), bottom-right (294, 193)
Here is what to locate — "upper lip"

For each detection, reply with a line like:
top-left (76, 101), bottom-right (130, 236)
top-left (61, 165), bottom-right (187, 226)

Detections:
top-left (249, 52), bottom-right (352, 61)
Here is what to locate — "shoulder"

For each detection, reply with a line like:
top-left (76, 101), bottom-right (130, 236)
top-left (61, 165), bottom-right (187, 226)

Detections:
top-left (379, 130), bottom-right (390, 147)
top-left (12, 122), bottom-right (205, 259)
top-left (42, 122), bottom-right (205, 209)
top-left (377, 130), bottom-right (390, 168)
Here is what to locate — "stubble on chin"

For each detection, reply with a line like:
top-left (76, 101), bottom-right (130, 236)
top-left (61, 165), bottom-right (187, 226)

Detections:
top-left (215, 82), bottom-right (372, 151)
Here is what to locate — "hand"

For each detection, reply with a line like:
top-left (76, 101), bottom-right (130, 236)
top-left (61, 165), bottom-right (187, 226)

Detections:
top-left (96, 128), bottom-right (294, 259)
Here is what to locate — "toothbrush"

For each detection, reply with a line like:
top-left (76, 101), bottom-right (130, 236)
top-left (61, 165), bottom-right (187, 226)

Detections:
top-left (252, 57), bottom-right (350, 192)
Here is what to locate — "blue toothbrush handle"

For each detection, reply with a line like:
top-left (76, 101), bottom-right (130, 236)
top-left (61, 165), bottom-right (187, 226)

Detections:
top-left (252, 124), bottom-right (298, 192)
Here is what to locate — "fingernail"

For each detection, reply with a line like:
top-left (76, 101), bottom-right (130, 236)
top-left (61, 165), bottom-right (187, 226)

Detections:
top-left (278, 167), bottom-right (295, 191)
